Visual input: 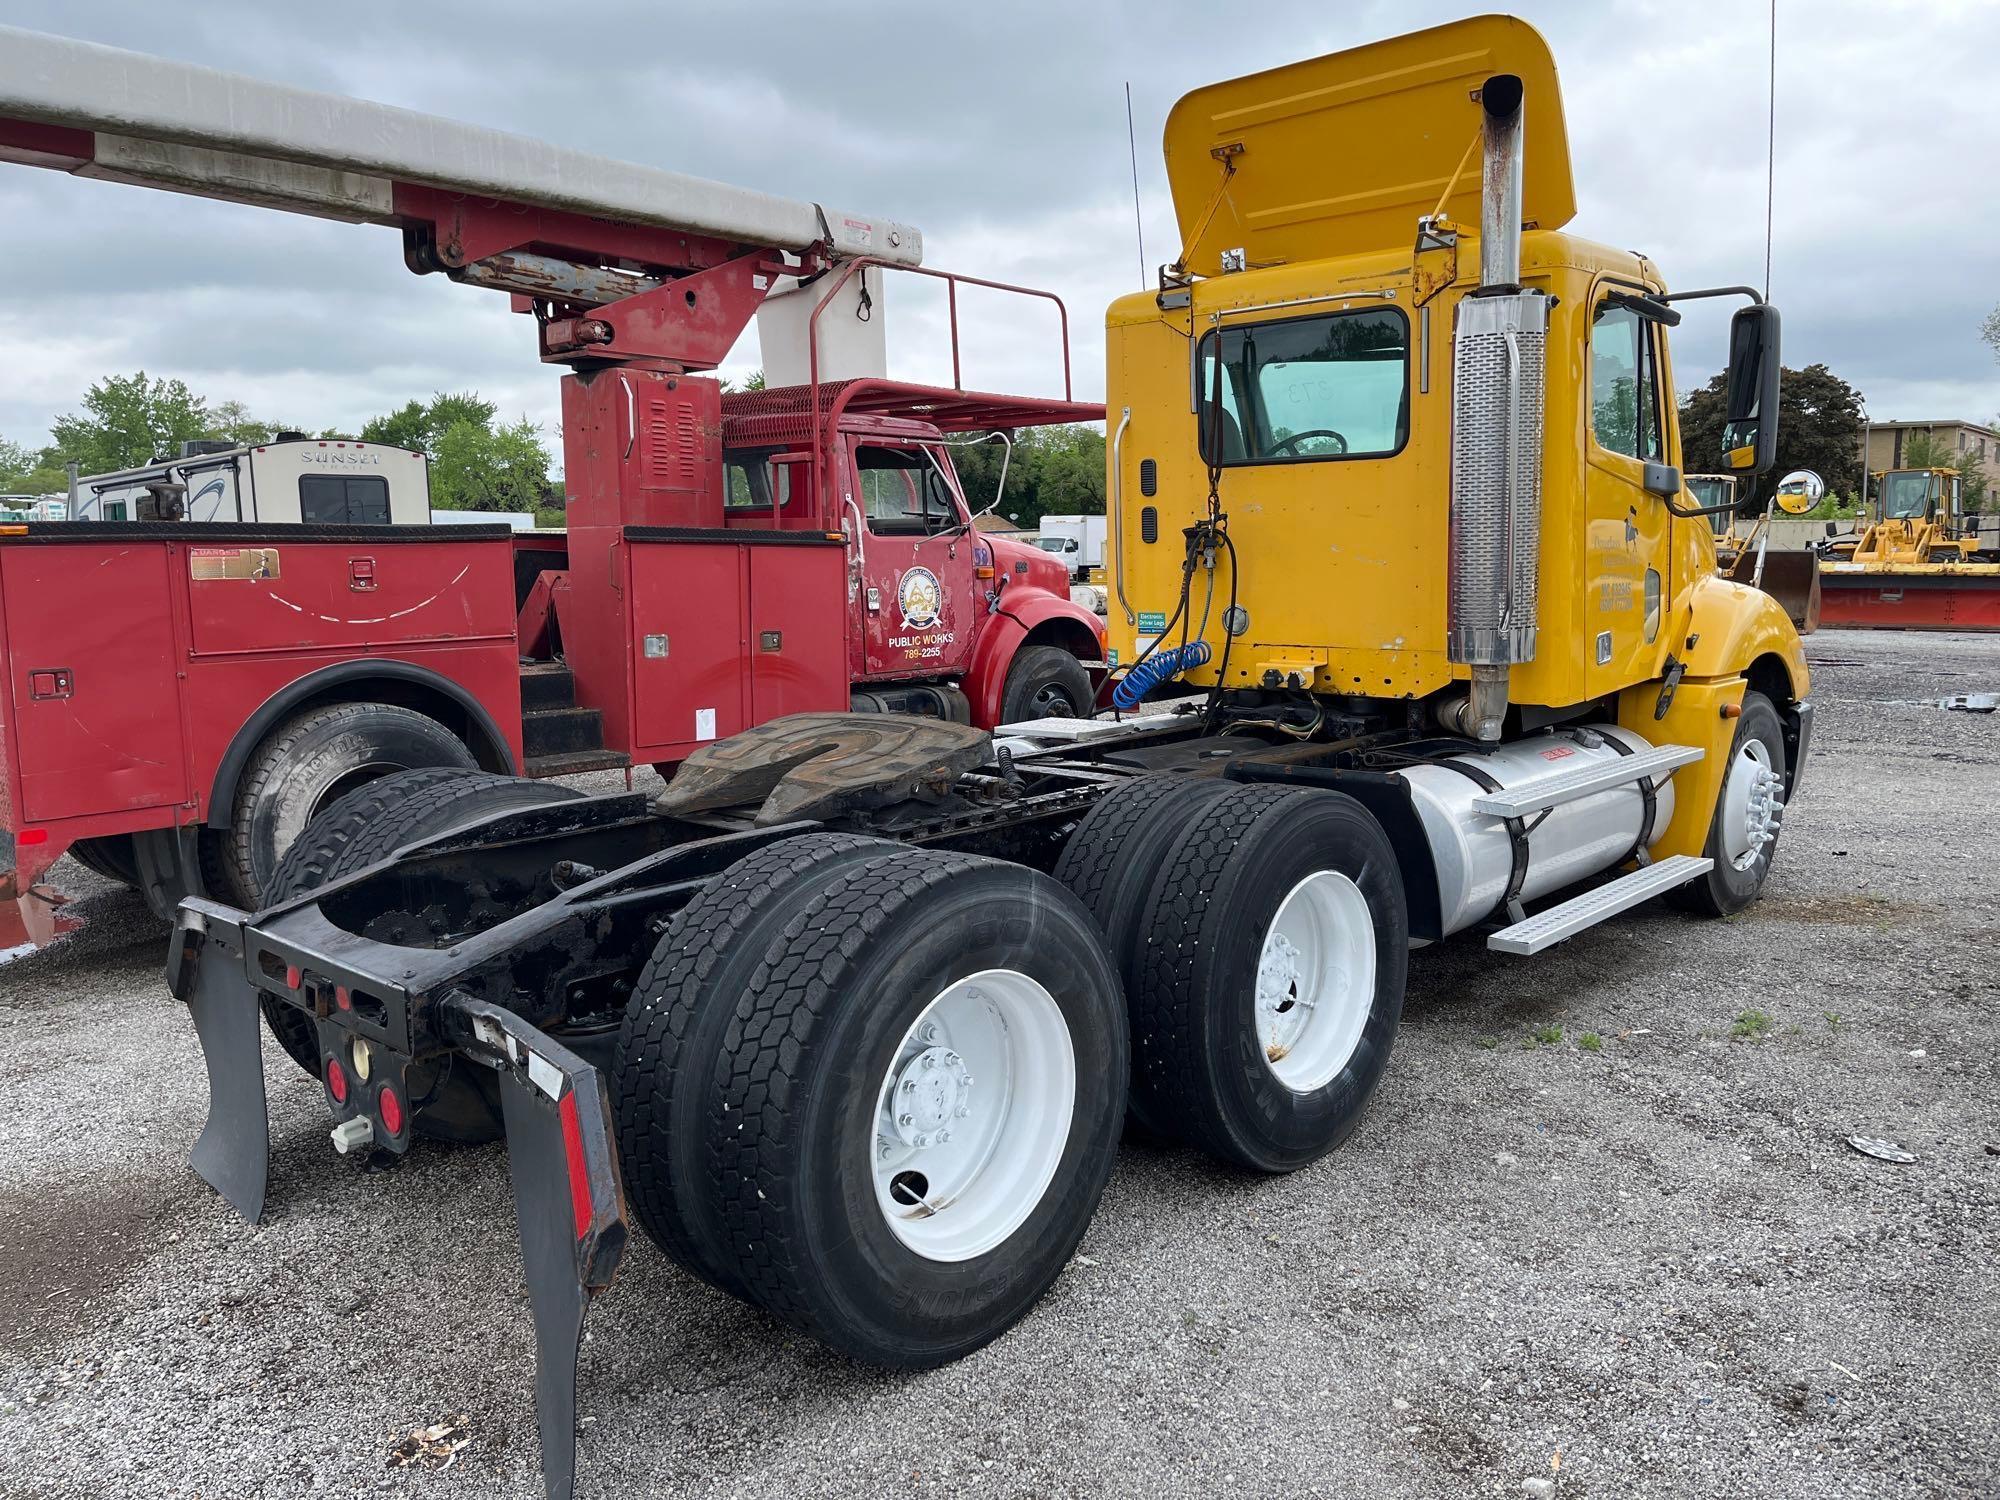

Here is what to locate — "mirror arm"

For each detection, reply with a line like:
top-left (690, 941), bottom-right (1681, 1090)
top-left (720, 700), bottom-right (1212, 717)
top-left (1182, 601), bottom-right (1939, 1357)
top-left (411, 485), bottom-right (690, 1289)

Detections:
top-left (1658, 285), bottom-right (1765, 306)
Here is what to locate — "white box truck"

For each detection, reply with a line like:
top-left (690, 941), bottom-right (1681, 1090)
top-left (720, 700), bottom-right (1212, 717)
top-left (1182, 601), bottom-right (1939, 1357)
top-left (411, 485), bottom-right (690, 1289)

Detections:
top-left (1035, 513), bottom-right (1106, 580)
top-left (72, 435), bottom-right (429, 524)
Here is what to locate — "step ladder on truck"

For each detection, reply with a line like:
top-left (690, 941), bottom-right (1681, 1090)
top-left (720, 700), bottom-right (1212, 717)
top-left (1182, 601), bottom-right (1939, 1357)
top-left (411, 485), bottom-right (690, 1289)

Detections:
top-left (1, 17), bottom-right (1812, 1499)
top-left (0, 33), bottom-right (1104, 923)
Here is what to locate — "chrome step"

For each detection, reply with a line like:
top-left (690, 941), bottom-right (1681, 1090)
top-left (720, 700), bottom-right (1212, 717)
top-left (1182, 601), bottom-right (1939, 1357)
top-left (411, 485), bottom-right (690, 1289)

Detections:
top-left (1470, 744), bottom-right (1703, 818)
top-left (1487, 855), bottom-right (1714, 955)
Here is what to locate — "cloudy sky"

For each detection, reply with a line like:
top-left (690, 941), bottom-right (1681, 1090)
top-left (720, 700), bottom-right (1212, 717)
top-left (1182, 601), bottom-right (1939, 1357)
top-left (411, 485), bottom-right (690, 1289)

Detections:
top-left (2, 0), bottom-right (1997, 469)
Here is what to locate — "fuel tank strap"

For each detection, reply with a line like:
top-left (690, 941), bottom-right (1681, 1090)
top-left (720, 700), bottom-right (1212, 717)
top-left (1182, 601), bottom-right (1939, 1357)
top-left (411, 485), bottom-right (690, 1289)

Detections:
top-left (1424, 753), bottom-right (1538, 919)
top-left (1601, 733), bottom-right (1660, 868)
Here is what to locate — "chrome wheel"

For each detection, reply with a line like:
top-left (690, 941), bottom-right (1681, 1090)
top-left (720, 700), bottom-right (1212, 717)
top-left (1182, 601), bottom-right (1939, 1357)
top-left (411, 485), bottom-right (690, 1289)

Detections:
top-left (1719, 737), bottom-right (1784, 873)
top-left (1254, 870), bottom-right (1376, 1093)
top-left (872, 968), bottom-right (1076, 1262)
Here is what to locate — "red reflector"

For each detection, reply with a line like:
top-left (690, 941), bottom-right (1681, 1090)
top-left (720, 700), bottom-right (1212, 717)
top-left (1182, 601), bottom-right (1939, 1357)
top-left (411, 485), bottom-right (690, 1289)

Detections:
top-left (335, 985), bottom-right (352, 1011)
top-left (558, 1091), bottom-right (591, 1240)
top-left (327, 1058), bottom-right (348, 1104)
top-left (15, 828), bottom-right (47, 847)
top-left (285, 965), bottom-right (302, 989)
top-left (378, 1085), bottom-right (404, 1137)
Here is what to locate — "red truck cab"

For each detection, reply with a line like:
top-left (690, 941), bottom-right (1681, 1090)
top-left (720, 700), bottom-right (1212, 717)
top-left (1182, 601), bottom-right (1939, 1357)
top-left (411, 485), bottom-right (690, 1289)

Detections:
top-left (718, 380), bottom-right (1105, 726)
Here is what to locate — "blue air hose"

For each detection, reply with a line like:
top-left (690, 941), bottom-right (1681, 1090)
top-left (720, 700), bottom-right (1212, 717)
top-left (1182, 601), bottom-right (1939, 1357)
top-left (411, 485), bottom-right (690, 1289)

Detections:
top-left (1112, 639), bottom-right (1212, 711)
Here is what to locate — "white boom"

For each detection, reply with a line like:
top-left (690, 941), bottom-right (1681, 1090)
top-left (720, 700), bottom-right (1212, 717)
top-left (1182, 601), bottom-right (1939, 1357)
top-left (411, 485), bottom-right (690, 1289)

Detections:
top-left (0, 26), bottom-right (923, 266)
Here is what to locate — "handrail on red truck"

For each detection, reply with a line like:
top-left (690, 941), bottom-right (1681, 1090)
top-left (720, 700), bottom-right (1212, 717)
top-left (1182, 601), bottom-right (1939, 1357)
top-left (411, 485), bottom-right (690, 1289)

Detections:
top-left (806, 258), bottom-right (1078, 512)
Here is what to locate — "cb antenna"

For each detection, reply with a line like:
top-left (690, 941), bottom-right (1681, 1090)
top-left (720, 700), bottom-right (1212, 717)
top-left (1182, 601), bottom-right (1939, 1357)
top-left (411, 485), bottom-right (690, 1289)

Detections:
top-left (1125, 81), bottom-right (1147, 289)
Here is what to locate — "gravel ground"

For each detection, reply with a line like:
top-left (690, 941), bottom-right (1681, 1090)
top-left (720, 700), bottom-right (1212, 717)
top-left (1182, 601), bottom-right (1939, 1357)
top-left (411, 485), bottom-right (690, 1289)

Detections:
top-left (1, 628), bottom-right (1995, 1500)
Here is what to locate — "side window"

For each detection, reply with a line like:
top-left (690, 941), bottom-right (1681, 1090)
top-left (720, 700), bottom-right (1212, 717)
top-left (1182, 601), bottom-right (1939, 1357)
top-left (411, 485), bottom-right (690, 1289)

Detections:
top-left (724, 447), bottom-right (795, 509)
top-left (1197, 306), bottom-right (1409, 465)
top-left (300, 475), bottom-right (391, 524)
top-left (1590, 302), bottom-right (1664, 462)
top-left (855, 446), bottom-right (960, 535)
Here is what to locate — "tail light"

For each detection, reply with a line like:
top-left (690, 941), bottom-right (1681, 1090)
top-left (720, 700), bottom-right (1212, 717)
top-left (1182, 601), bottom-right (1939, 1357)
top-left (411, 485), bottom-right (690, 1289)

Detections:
top-left (378, 1084), bottom-right (405, 1137)
top-left (326, 1057), bottom-right (349, 1104)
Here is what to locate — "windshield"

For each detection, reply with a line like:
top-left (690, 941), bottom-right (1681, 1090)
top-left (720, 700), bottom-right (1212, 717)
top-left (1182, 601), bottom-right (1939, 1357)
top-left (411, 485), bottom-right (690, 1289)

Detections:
top-left (1685, 476), bottom-right (1731, 535)
top-left (1879, 470), bottom-right (1933, 520)
top-left (855, 445), bottom-right (962, 536)
top-left (1035, 537), bottom-right (1073, 553)
top-left (1197, 306), bottom-right (1410, 464)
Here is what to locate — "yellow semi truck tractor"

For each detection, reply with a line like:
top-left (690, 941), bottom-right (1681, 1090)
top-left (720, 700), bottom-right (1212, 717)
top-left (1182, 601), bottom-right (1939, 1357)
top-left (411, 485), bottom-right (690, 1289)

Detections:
top-left (1105, 14), bottom-right (1809, 938)
top-left (8, 18), bottom-right (1815, 1493)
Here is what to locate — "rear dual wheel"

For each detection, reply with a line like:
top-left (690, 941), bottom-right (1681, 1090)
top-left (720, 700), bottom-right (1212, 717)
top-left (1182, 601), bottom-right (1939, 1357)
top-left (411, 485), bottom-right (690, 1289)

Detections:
top-left (614, 843), bottom-right (1127, 1366)
top-left (1067, 781), bottom-right (1408, 1173)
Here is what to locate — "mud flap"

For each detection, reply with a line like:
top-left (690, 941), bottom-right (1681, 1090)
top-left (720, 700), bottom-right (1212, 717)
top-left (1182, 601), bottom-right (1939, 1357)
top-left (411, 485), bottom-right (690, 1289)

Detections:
top-left (165, 900), bottom-right (270, 1223)
top-left (448, 997), bottom-right (629, 1500)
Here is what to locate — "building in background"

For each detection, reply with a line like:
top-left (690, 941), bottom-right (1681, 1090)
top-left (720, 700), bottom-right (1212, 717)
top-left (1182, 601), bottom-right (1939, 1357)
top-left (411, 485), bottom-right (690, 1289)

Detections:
top-left (1865, 419), bottom-right (1998, 471)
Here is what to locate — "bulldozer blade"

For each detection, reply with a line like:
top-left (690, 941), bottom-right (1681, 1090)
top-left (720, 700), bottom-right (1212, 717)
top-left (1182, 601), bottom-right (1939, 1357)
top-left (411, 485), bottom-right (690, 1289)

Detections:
top-left (1736, 549), bottom-right (1822, 634)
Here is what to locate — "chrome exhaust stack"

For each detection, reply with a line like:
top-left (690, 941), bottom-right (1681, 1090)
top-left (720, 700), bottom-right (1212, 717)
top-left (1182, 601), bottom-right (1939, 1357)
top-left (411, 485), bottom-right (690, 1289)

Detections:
top-left (1446, 74), bottom-right (1549, 742)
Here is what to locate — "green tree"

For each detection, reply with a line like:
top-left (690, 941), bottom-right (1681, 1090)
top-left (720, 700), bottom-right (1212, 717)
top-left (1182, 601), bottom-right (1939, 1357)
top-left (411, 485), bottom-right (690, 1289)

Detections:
top-left (47, 371), bottom-right (212, 472)
top-left (360, 392), bottom-right (499, 454)
top-left (951, 423), bottom-right (1106, 531)
top-left (1678, 363), bottom-right (1865, 507)
top-left (426, 415), bottom-right (553, 512)
top-left (0, 438), bottom-right (66, 495)
top-left (204, 400), bottom-right (293, 448)
top-left (359, 391), bottom-right (552, 514)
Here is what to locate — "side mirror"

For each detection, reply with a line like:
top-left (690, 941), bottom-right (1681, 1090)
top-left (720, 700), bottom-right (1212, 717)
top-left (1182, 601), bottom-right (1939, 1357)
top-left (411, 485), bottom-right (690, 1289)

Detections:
top-left (1774, 468), bottom-right (1824, 515)
top-left (1824, 521), bottom-right (1838, 538)
top-left (1722, 303), bottom-right (1781, 478)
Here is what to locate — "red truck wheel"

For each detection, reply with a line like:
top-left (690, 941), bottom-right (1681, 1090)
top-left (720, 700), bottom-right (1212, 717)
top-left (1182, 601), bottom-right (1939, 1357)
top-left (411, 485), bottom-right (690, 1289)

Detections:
top-left (221, 702), bottom-right (478, 906)
top-left (998, 644), bottom-right (1092, 724)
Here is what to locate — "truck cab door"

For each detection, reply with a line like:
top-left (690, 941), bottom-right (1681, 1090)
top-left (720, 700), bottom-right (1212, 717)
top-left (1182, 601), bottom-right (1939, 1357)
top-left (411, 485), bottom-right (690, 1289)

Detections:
top-left (1583, 289), bottom-right (1674, 684)
top-left (848, 440), bottom-right (977, 680)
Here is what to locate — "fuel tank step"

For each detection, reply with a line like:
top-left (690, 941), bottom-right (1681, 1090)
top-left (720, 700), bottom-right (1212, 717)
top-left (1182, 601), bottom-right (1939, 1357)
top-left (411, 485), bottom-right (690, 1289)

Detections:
top-left (1469, 743), bottom-right (1703, 818)
top-left (1486, 854), bottom-right (1715, 955)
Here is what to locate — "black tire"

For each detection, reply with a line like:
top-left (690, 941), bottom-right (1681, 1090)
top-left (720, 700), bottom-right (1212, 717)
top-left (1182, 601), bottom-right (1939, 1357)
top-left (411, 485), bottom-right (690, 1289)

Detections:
top-left (1666, 690), bottom-right (1788, 917)
top-left (712, 849), bottom-right (1127, 1366)
top-left (68, 834), bottom-right (141, 888)
top-left (613, 831), bottom-right (896, 1296)
top-left (999, 643), bottom-right (1092, 723)
top-left (222, 702), bottom-right (479, 907)
top-left (256, 767), bottom-right (583, 1133)
top-left (1053, 774), bottom-right (1234, 1137)
top-left (1132, 785), bottom-right (1407, 1173)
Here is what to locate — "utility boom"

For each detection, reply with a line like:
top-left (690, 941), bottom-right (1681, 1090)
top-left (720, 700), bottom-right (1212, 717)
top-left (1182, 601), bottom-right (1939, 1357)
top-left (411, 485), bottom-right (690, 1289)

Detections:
top-left (0, 25), bottom-right (920, 369)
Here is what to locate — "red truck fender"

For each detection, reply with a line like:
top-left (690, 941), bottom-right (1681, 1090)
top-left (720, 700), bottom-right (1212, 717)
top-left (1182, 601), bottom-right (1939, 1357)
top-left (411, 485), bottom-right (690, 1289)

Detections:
top-left (961, 589), bottom-right (1106, 729)
top-left (207, 657), bottom-right (521, 822)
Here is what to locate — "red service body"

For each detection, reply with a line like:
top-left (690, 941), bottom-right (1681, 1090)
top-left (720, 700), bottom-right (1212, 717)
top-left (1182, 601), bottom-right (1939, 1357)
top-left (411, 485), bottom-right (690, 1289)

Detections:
top-left (0, 523), bottom-right (522, 894)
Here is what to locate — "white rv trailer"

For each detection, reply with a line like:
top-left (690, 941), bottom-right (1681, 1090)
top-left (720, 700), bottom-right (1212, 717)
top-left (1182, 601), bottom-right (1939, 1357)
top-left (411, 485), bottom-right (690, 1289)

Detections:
top-left (72, 436), bottom-right (429, 524)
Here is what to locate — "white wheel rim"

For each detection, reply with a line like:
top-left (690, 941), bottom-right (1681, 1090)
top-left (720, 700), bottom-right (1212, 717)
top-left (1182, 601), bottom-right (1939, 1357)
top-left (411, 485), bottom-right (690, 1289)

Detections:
top-left (1254, 871), bottom-right (1376, 1093)
top-left (1719, 737), bottom-right (1785, 872)
top-left (871, 968), bottom-right (1075, 1262)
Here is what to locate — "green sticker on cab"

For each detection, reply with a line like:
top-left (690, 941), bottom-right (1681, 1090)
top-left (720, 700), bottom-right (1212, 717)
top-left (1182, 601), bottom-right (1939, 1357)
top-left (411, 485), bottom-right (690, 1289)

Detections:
top-left (1137, 611), bottom-right (1167, 633)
